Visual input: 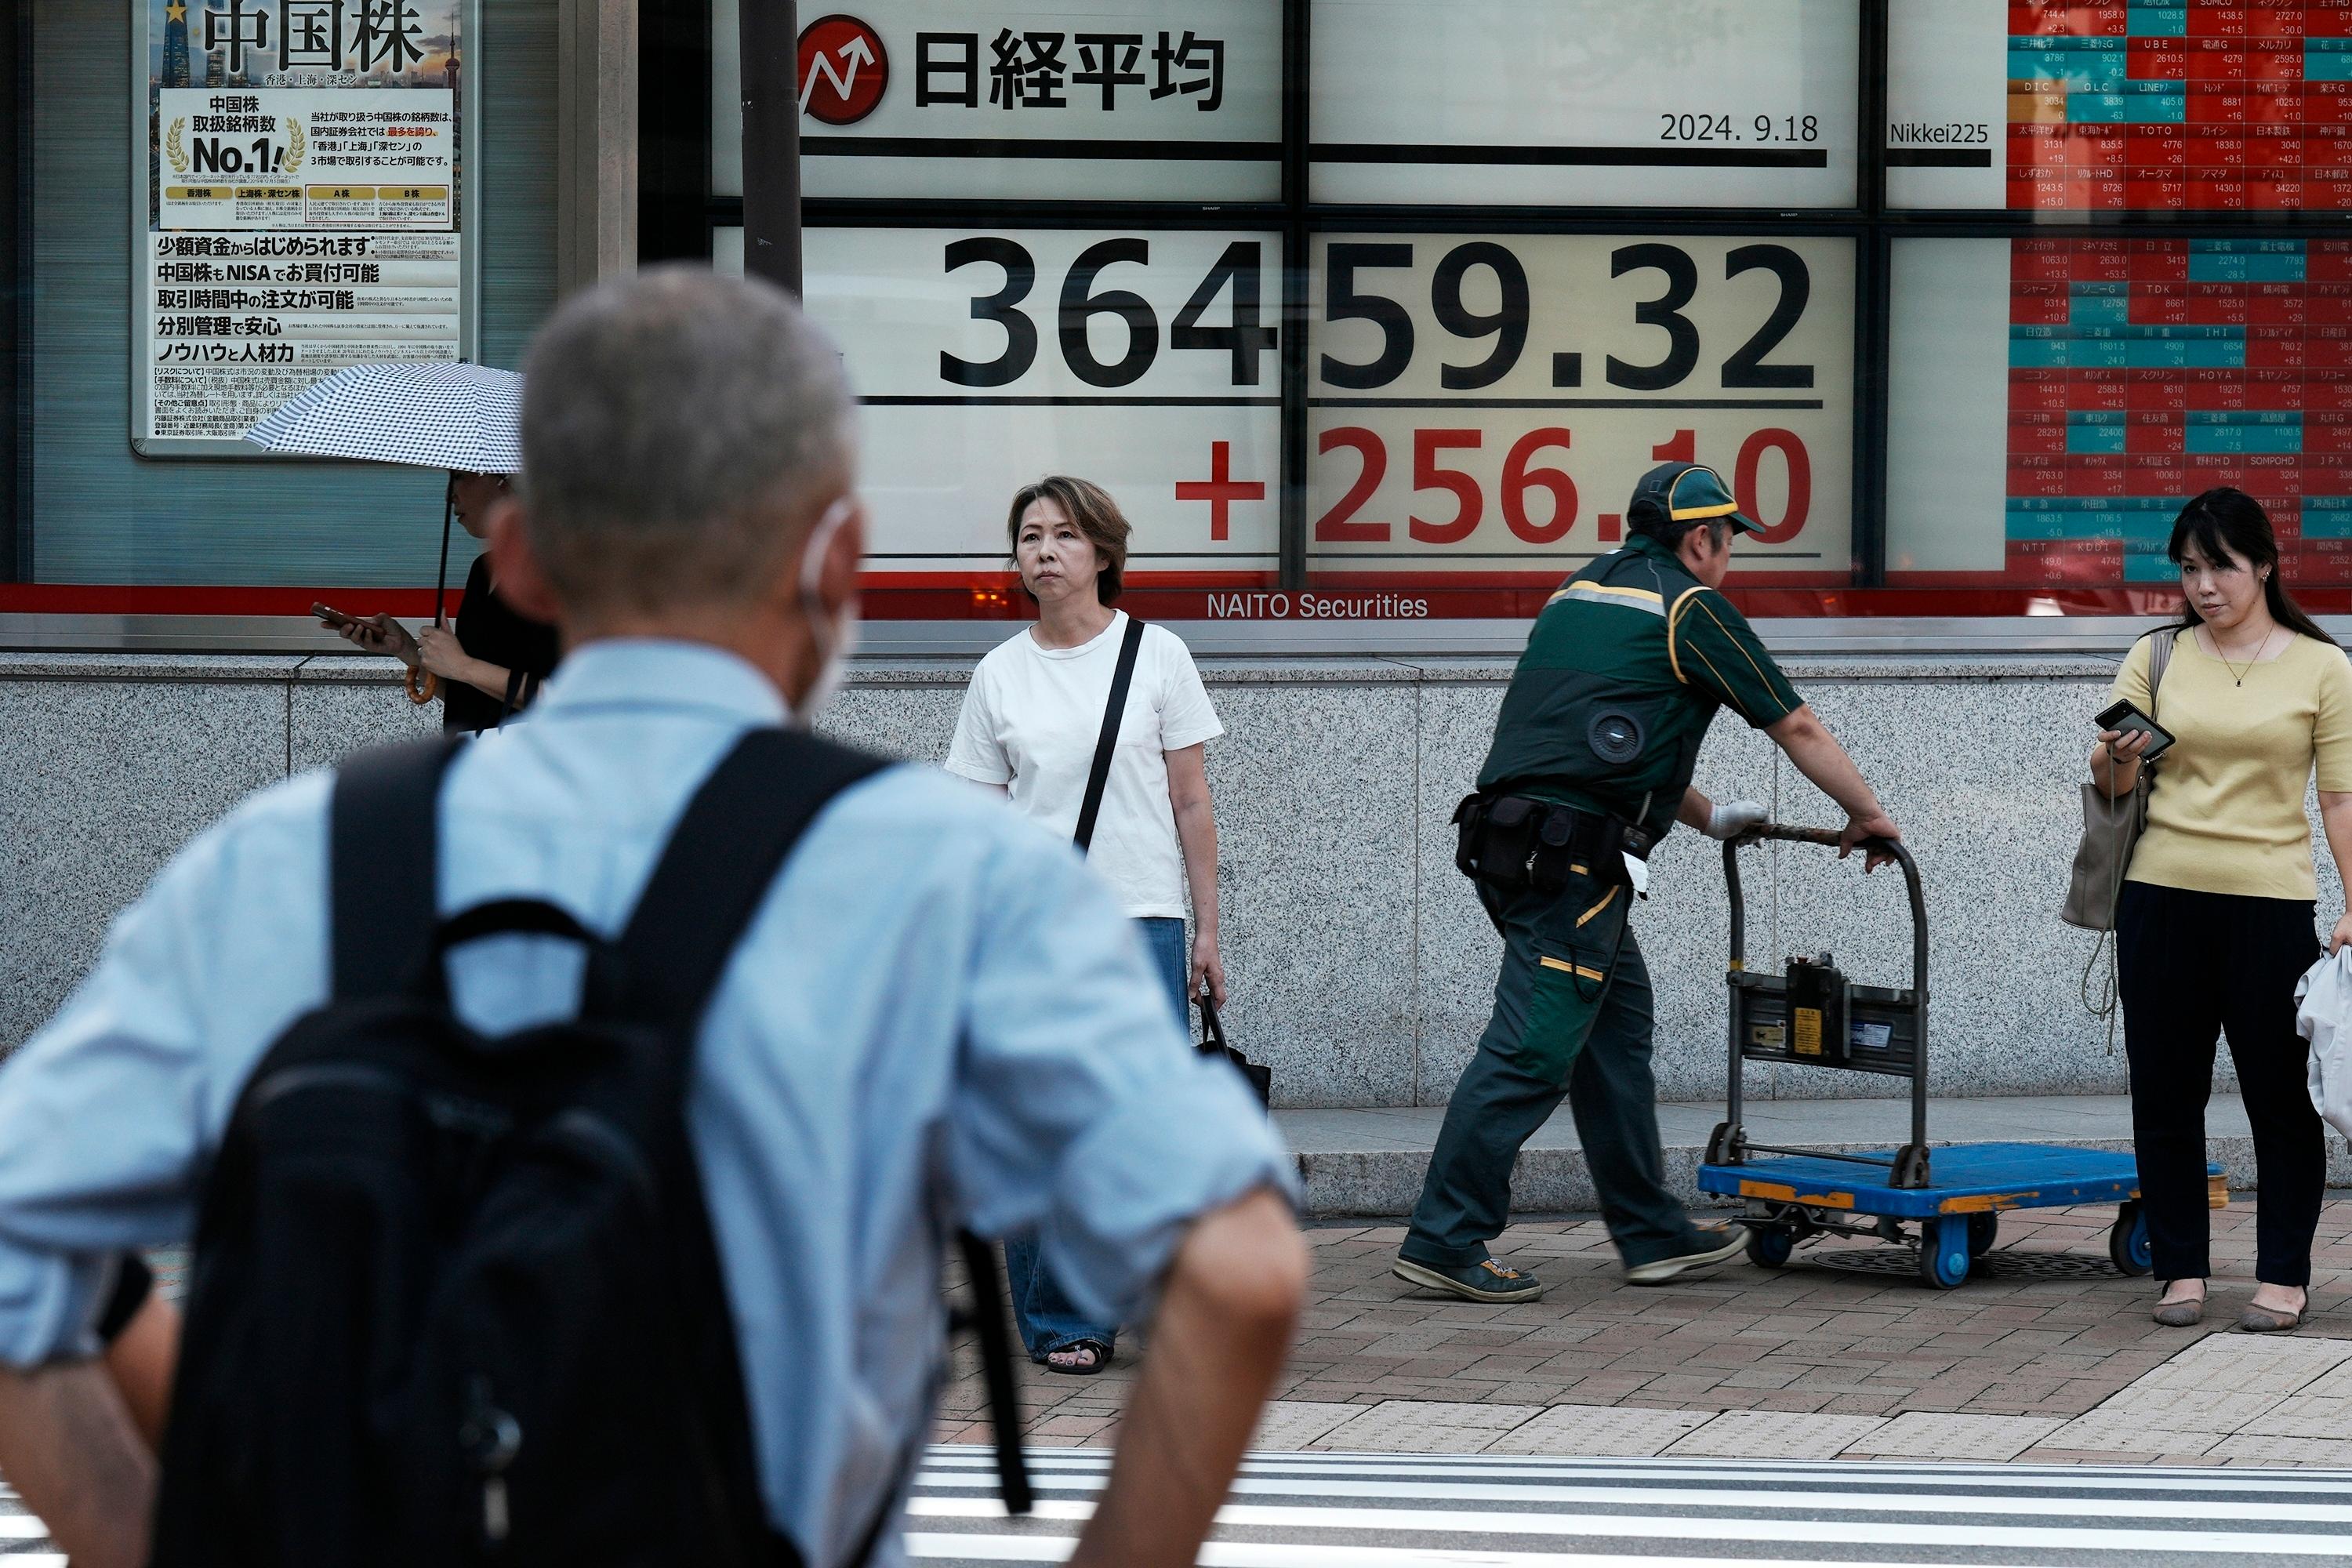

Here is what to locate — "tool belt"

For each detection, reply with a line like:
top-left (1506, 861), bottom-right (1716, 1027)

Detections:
top-left (1453, 790), bottom-right (1652, 896)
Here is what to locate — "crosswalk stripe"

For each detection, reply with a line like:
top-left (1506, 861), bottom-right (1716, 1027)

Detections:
top-left (914, 1467), bottom-right (2352, 1524)
top-left (924, 1448), bottom-right (2352, 1496)
top-left (906, 1540), bottom-right (2066, 1568)
top-left (0, 1518), bottom-right (52, 1539)
top-left (907, 1449), bottom-right (2352, 1565)
top-left (907, 1495), bottom-right (2352, 1555)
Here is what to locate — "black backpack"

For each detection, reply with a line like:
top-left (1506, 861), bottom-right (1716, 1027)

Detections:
top-left (152, 728), bottom-right (1029, 1566)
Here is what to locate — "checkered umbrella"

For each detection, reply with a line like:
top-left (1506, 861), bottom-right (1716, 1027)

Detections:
top-left (241, 361), bottom-right (523, 474)
top-left (245, 363), bottom-right (526, 698)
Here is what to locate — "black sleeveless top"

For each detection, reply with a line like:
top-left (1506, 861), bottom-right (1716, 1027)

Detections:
top-left (444, 554), bottom-right (561, 733)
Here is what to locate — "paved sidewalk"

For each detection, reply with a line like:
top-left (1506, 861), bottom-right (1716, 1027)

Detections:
top-left (939, 1194), bottom-right (2352, 1465)
top-left (1281, 1092), bottom-right (2352, 1214)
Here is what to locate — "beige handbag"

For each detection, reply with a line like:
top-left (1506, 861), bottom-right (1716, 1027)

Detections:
top-left (2063, 627), bottom-right (2176, 933)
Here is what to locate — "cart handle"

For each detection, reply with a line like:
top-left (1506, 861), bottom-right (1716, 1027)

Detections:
top-left (1720, 825), bottom-right (1926, 995)
top-left (1730, 822), bottom-right (1899, 858)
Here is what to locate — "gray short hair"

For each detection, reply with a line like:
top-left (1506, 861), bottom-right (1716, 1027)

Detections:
top-left (519, 267), bottom-right (856, 616)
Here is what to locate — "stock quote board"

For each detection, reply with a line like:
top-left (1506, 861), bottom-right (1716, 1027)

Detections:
top-left (1891, 236), bottom-right (2352, 590)
top-left (1892, 0), bottom-right (2352, 212)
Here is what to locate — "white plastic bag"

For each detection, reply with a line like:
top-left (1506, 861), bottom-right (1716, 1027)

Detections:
top-left (2293, 947), bottom-right (2352, 1142)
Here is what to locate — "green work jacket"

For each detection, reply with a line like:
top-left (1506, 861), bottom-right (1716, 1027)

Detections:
top-left (1477, 532), bottom-right (1802, 844)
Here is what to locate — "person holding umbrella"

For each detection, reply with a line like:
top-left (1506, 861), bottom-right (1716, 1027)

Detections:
top-left (323, 469), bottom-right (561, 732)
top-left (245, 363), bottom-right (560, 732)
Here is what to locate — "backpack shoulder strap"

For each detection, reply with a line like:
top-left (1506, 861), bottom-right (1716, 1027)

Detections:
top-left (1073, 615), bottom-right (1146, 856)
top-left (617, 728), bottom-right (891, 1043)
top-left (329, 735), bottom-right (468, 1000)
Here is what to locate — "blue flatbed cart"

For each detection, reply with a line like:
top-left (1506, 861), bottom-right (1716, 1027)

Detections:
top-left (1693, 825), bottom-right (2223, 1290)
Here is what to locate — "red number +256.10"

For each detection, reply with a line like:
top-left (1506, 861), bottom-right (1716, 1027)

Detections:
top-left (1313, 426), bottom-right (1811, 547)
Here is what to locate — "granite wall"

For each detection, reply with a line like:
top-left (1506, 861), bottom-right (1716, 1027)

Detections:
top-left (3, 649), bottom-right (2288, 1109)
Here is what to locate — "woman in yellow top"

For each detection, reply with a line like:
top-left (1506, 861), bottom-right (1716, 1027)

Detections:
top-left (2094, 487), bottom-right (2352, 1334)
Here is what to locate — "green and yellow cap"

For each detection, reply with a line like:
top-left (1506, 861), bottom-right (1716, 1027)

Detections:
top-left (1625, 461), bottom-right (1760, 535)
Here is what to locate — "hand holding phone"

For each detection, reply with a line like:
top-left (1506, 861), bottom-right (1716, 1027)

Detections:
top-left (314, 604), bottom-right (418, 662)
top-left (2096, 698), bottom-right (2174, 764)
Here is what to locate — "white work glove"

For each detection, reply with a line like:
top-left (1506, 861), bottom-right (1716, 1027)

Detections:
top-left (1703, 799), bottom-right (1769, 840)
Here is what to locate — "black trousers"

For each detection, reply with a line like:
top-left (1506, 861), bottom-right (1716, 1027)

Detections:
top-left (2117, 880), bottom-right (2328, 1287)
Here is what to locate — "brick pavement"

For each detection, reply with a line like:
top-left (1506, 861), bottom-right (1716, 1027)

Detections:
top-left (936, 1195), bottom-right (2352, 1461)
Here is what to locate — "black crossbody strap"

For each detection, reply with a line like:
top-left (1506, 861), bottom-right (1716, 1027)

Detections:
top-left (956, 1232), bottom-right (1035, 1516)
top-left (1073, 616), bottom-right (1145, 856)
top-left (328, 735), bottom-right (468, 1000)
top-left (617, 728), bottom-right (890, 1043)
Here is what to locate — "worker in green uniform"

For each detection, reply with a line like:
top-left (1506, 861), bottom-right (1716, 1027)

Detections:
top-left (1395, 462), bottom-right (1902, 1302)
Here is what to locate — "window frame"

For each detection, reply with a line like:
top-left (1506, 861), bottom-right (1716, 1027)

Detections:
top-left (2, 0), bottom-right (25, 584)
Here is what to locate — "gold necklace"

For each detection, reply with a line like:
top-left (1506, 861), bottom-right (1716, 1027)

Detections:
top-left (2212, 625), bottom-right (2278, 687)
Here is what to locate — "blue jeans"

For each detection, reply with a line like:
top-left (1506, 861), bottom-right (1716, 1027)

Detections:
top-left (1006, 917), bottom-right (1192, 1361)
top-left (1134, 915), bottom-right (1192, 1029)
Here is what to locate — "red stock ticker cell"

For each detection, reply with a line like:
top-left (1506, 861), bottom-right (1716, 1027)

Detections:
top-left (2010, 282), bottom-right (2071, 325)
top-left (2247, 372), bottom-right (2311, 409)
top-left (2128, 376), bottom-right (2192, 412)
top-left (2068, 376), bottom-right (2131, 414)
top-left (2186, 133), bottom-right (2252, 168)
top-left (2131, 38), bottom-right (2187, 78)
top-left (2011, 372), bottom-right (2070, 415)
top-left (2010, 3), bottom-right (2126, 38)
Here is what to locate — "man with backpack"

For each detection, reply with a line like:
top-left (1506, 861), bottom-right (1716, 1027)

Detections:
top-left (0, 268), bottom-right (1306, 1568)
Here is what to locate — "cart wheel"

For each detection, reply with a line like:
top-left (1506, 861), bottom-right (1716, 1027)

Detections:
top-left (1966, 1211), bottom-right (2000, 1258)
top-left (1918, 1216), bottom-right (1971, 1290)
top-left (2109, 1201), bottom-right (2153, 1277)
top-left (1746, 1225), bottom-right (1795, 1269)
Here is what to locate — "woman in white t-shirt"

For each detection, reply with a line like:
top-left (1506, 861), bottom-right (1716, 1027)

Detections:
top-left (945, 474), bottom-right (1227, 1376)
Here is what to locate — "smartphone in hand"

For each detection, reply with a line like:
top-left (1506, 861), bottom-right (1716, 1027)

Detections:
top-left (310, 601), bottom-right (361, 630)
top-left (2096, 697), bottom-right (2176, 762)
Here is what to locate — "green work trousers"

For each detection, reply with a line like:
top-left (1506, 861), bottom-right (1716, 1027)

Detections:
top-left (1403, 867), bottom-right (1708, 1271)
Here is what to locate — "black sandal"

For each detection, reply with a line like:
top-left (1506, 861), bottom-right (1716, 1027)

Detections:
top-left (1044, 1338), bottom-right (1111, 1376)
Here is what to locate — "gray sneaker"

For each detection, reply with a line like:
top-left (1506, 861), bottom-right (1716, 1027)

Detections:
top-left (1624, 1223), bottom-right (1749, 1286)
top-left (1391, 1254), bottom-right (1545, 1303)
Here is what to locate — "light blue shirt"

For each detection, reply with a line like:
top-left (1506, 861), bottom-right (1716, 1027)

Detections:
top-left (0, 640), bottom-right (1292, 1566)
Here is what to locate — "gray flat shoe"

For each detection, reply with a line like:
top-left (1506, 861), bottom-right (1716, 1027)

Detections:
top-left (1391, 1254), bottom-right (1545, 1304)
top-left (2153, 1282), bottom-right (2205, 1327)
top-left (2238, 1304), bottom-right (2302, 1334)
